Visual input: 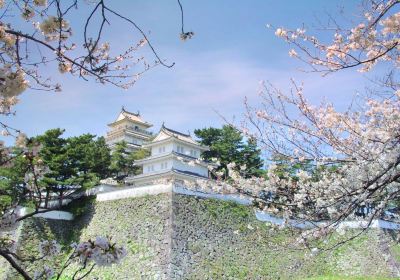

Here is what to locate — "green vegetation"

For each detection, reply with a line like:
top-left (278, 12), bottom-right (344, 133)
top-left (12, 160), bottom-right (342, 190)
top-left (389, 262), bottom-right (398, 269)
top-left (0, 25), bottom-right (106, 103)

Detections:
top-left (36, 129), bottom-right (112, 192)
top-left (303, 276), bottom-right (398, 280)
top-left (203, 198), bottom-right (250, 219)
top-left (0, 129), bottom-right (112, 211)
top-left (3, 193), bottom-right (399, 279)
top-left (62, 195), bottom-right (95, 218)
top-left (178, 195), bottom-right (396, 280)
top-left (194, 125), bottom-right (264, 178)
top-left (110, 141), bottom-right (149, 179)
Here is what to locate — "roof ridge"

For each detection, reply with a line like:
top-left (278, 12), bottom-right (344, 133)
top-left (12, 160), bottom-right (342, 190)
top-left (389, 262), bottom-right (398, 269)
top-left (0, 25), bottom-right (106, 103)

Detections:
top-left (121, 106), bottom-right (140, 117)
top-left (161, 123), bottom-right (191, 138)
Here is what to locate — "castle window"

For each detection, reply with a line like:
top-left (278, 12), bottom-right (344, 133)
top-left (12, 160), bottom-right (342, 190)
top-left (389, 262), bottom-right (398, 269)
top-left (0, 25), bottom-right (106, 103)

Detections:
top-left (161, 162), bottom-right (168, 169)
top-left (177, 146), bottom-right (184, 154)
top-left (147, 165), bottom-right (154, 172)
top-left (158, 146), bottom-right (166, 153)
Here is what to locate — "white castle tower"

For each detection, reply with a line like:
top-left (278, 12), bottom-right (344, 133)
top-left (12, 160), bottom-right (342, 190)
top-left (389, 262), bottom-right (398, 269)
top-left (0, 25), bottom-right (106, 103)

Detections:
top-left (126, 124), bottom-right (211, 186)
top-left (105, 107), bottom-right (153, 152)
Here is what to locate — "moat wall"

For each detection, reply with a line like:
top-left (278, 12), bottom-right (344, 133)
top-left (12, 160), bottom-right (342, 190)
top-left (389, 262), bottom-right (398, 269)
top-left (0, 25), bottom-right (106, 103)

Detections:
top-left (2, 191), bottom-right (400, 279)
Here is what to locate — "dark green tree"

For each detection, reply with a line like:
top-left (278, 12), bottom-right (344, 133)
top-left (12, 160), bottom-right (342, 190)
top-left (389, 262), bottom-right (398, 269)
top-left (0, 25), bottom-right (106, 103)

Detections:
top-left (0, 147), bottom-right (28, 212)
top-left (194, 125), bottom-right (264, 178)
top-left (239, 137), bottom-right (264, 178)
top-left (66, 134), bottom-right (111, 188)
top-left (35, 128), bottom-right (72, 207)
top-left (110, 141), bottom-right (130, 179)
top-left (129, 148), bottom-right (150, 176)
top-left (110, 141), bottom-right (149, 179)
top-left (26, 129), bottom-right (112, 206)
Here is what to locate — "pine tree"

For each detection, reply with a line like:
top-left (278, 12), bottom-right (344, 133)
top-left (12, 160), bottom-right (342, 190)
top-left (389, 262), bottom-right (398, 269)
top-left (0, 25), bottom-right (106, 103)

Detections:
top-left (194, 125), bottom-right (264, 178)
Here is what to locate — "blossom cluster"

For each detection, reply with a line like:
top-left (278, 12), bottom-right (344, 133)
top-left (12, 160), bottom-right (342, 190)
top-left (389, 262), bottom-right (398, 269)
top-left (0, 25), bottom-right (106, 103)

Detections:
top-left (0, 66), bottom-right (28, 114)
top-left (243, 83), bottom-right (400, 221)
top-left (71, 236), bottom-right (127, 266)
top-left (272, 0), bottom-right (400, 74)
top-left (38, 240), bottom-right (61, 258)
top-left (39, 16), bottom-right (71, 41)
top-left (33, 265), bottom-right (54, 280)
top-left (32, 237), bottom-right (127, 279)
top-left (0, 0), bottom-right (153, 115)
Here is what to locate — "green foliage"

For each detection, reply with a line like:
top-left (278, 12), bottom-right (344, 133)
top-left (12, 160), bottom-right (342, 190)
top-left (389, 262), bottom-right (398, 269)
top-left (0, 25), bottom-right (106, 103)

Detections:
top-left (270, 154), bottom-right (339, 181)
top-left (62, 195), bottom-right (95, 218)
top-left (129, 148), bottom-right (150, 175)
top-left (66, 135), bottom-right (111, 184)
top-left (37, 130), bottom-right (111, 189)
top-left (303, 276), bottom-right (396, 280)
top-left (126, 240), bottom-right (148, 255)
top-left (203, 198), bottom-right (249, 220)
top-left (110, 142), bottom-right (149, 179)
top-left (31, 129), bottom-right (112, 206)
top-left (194, 125), bottom-right (264, 178)
top-left (1, 129), bottom-right (111, 211)
top-left (4, 194), bottom-right (397, 279)
top-left (390, 241), bottom-right (400, 264)
top-left (0, 147), bottom-right (29, 211)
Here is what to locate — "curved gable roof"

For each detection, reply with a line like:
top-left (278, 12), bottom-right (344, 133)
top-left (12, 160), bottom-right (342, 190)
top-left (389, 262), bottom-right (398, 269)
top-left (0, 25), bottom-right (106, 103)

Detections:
top-left (157, 124), bottom-right (199, 145)
top-left (109, 107), bottom-right (152, 127)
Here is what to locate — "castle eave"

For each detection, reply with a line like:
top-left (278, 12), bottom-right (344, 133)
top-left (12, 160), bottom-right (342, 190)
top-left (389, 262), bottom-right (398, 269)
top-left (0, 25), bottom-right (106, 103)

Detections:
top-left (143, 138), bottom-right (209, 151)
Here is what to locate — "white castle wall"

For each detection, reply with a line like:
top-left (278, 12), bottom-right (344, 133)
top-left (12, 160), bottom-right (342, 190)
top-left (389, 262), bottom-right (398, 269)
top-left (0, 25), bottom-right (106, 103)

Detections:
top-left (151, 143), bottom-right (174, 156)
top-left (172, 143), bottom-right (201, 158)
top-left (172, 158), bottom-right (208, 177)
top-left (143, 159), bottom-right (173, 174)
top-left (96, 184), bottom-right (172, 201)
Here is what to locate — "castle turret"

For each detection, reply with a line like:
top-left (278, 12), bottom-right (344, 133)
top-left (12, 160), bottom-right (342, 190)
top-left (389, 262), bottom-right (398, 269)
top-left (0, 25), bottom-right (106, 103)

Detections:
top-left (126, 124), bottom-right (211, 186)
top-left (105, 107), bottom-right (153, 152)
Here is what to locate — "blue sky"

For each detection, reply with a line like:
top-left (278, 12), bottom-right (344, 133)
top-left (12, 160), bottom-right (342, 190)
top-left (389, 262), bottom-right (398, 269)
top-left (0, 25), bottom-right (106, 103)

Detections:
top-left (3, 0), bottom-right (371, 144)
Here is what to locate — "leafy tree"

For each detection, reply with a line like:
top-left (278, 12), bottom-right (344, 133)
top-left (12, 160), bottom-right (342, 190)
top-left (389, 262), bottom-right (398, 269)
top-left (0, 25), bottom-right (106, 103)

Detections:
top-left (239, 137), bottom-right (265, 178)
top-left (1, 129), bottom-right (113, 208)
top-left (66, 134), bottom-right (111, 188)
top-left (0, 147), bottom-right (27, 212)
top-left (110, 141), bottom-right (130, 179)
top-left (34, 128), bottom-right (72, 207)
top-left (129, 148), bottom-right (151, 176)
top-left (194, 125), bottom-right (264, 178)
top-left (110, 141), bottom-right (149, 179)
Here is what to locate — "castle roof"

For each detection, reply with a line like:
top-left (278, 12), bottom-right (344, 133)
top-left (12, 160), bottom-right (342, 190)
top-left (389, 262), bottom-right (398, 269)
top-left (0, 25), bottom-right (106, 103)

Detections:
top-left (108, 107), bottom-right (152, 128)
top-left (125, 168), bottom-right (209, 185)
top-left (145, 124), bottom-right (208, 150)
top-left (133, 151), bottom-right (213, 167)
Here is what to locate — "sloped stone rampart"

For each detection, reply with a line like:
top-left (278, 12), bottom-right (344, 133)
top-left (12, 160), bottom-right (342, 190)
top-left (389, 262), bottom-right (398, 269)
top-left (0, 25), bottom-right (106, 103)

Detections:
top-left (2, 192), bottom-right (400, 279)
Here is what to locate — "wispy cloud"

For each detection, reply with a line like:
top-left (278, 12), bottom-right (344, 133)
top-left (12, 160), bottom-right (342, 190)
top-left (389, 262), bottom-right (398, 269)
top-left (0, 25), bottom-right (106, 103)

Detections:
top-left (3, 48), bottom-right (367, 146)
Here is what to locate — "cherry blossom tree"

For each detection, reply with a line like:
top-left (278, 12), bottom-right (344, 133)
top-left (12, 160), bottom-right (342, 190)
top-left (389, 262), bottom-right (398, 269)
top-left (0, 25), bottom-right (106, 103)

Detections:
top-left (0, 0), bottom-right (191, 133)
top-left (179, 0), bottom-right (400, 248)
top-left (0, 0), bottom-right (191, 278)
top-left (234, 0), bottom-right (400, 245)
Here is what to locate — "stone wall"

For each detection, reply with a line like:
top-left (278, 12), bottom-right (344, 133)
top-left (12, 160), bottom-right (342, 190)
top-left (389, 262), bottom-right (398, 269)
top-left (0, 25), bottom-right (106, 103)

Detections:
top-left (2, 191), bottom-right (400, 279)
top-left (64, 193), bottom-right (173, 280)
top-left (170, 193), bottom-right (399, 279)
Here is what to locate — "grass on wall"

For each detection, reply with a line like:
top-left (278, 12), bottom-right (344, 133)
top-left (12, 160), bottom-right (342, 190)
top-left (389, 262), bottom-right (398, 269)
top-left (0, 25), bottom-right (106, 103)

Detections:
top-left (2, 193), bottom-right (399, 280)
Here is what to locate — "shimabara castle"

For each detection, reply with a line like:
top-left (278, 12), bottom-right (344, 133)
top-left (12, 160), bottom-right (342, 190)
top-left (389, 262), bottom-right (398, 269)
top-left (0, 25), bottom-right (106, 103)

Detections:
top-left (105, 107), bottom-right (211, 187)
top-left (2, 107), bottom-right (399, 280)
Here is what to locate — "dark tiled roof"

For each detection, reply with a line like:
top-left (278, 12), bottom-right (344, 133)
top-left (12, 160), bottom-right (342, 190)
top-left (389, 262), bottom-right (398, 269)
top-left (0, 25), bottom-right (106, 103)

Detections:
top-left (172, 168), bottom-right (209, 179)
top-left (161, 123), bottom-right (190, 137)
top-left (121, 106), bottom-right (140, 117)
